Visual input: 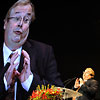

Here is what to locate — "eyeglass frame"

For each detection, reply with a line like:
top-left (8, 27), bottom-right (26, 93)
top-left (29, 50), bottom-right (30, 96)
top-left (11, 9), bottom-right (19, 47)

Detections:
top-left (7, 15), bottom-right (32, 25)
top-left (83, 71), bottom-right (91, 75)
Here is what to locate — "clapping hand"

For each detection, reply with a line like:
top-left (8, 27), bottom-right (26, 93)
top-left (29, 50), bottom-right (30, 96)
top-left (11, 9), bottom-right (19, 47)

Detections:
top-left (74, 78), bottom-right (80, 88)
top-left (18, 50), bottom-right (32, 83)
top-left (5, 52), bottom-right (19, 86)
top-left (5, 50), bottom-right (32, 86)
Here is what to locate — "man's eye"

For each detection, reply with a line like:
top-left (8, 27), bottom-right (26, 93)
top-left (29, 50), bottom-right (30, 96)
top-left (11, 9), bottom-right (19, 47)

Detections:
top-left (16, 17), bottom-right (20, 21)
top-left (24, 18), bottom-right (29, 22)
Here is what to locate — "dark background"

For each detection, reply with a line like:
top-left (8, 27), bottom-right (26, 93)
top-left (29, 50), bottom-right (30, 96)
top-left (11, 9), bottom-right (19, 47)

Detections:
top-left (0, 0), bottom-right (100, 99)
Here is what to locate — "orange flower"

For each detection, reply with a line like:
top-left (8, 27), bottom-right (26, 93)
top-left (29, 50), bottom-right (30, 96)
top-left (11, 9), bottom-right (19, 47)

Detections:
top-left (29, 84), bottom-right (63, 100)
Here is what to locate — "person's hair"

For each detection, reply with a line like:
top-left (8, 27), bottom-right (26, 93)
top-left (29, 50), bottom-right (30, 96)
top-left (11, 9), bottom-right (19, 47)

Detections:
top-left (4, 0), bottom-right (35, 22)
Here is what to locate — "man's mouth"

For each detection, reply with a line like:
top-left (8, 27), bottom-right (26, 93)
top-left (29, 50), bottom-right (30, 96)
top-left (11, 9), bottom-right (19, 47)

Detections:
top-left (14, 31), bottom-right (22, 35)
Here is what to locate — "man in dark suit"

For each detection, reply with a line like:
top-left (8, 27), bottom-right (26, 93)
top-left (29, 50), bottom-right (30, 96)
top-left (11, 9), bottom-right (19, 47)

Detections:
top-left (0, 0), bottom-right (63, 100)
top-left (73, 68), bottom-right (99, 100)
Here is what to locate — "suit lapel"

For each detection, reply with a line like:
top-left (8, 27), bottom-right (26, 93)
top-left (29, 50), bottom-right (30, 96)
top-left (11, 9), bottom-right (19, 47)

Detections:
top-left (17, 40), bottom-right (32, 73)
top-left (18, 54), bottom-right (24, 73)
top-left (0, 46), bottom-right (4, 70)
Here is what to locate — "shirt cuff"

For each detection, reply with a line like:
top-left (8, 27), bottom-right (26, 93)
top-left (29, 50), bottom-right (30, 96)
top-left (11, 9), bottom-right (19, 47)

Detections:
top-left (21, 74), bottom-right (33, 92)
top-left (80, 83), bottom-right (83, 87)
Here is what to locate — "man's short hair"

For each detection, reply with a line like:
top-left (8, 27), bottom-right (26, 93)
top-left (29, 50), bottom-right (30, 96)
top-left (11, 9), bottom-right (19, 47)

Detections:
top-left (4, 0), bottom-right (35, 22)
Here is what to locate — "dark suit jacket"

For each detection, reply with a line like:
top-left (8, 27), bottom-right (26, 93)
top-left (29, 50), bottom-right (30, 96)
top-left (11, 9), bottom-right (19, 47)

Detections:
top-left (76, 78), bottom-right (99, 100)
top-left (0, 39), bottom-right (63, 100)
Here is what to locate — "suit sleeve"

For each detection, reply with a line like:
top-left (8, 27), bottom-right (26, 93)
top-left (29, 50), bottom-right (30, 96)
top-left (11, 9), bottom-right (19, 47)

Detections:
top-left (0, 78), bottom-right (6, 99)
top-left (80, 79), bottom-right (99, 96)
top-left (0, 63), bottom-right (10, 99)
top-left (28, 45), bottom-right (64, 94)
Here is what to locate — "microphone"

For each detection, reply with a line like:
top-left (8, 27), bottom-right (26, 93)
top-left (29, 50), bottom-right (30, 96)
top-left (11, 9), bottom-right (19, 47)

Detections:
top-left (64, 77), bottom-right (76, 88)
top-left (64, 78), bottom-right (72, 84)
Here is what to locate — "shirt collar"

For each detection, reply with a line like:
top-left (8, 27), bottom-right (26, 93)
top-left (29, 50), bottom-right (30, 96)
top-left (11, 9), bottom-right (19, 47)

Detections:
top-left (3, 43), bottom-right (22, 63)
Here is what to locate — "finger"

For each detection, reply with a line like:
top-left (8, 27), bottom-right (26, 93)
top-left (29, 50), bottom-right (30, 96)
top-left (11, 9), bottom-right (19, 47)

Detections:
top-left (24, 57), bottom-right (29, 65)
top-left (75, 78), bottom-right (78, 82)
top-left (76, 78), bottom-right (79, 81)
top-left (79, 78), bottom-right (83, 81)
top-left (11, 52), bottom-right (19, 60)
top-left (10, 52), bottom-right (19, 65)
top-left (18, 69), bottom-right (26, 83)
top-left (23, 58), bottom-right (30, 69)
top-left (20, 68), bottom-right (25, 75)
top-left (7, 62), bottom-right (19, 72)
top-left (13, 69), bottom-right (20, 76)
top-left (22, 50), bottom-right (30, 70)
top-left (22, 50), bottom-right (30, 60)
top-left (21, 58), bottom-right (31, 74)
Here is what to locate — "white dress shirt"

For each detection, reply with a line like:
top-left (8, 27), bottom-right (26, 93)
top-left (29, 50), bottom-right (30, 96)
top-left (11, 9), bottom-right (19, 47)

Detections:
top-left (3, 43), bottom-right (33, 100)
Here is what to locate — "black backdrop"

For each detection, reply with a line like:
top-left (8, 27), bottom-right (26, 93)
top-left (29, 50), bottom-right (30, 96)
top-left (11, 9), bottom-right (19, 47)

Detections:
top-left (0, 0), bottom-right (100, 99)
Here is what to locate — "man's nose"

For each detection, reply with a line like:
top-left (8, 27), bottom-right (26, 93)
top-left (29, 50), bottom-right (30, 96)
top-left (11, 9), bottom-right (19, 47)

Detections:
top-left (18, 19), bottom-right (23, 27)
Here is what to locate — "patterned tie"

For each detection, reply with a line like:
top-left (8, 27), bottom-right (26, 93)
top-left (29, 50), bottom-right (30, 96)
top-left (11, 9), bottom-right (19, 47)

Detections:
top-left (5, 76), bottom-right (15, 100)
top-left (5, 53), bottom-right (15, 100)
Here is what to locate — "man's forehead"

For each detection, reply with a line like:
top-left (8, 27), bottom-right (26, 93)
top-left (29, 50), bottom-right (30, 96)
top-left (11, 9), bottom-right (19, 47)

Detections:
top-left (11, 4), bottom-right (32, 16)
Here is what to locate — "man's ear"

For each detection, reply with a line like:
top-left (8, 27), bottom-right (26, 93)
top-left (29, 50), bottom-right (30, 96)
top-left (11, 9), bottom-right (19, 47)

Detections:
top-left (4, 19), bottom-right (7, 30)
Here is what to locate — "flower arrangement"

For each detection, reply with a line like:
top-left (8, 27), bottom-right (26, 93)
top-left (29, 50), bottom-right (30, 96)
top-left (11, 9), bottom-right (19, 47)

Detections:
top-left (29, 84), bottom-right (63, 100)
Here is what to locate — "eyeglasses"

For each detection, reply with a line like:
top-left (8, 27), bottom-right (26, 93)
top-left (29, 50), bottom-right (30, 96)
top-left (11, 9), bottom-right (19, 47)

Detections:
top-left (8, 16), bottom-right (32, 24)
top-left (83, 71), bottom-right (90, 75)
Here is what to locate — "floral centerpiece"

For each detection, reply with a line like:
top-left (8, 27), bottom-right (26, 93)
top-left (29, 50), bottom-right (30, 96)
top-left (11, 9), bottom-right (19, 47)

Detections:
top-left (28, 84), bottom-right (63, 100)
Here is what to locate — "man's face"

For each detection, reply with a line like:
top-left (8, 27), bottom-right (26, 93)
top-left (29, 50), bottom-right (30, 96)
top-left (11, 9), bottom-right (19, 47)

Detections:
top-left (4, 4), bottom-right (32, 50)
top-left (83, 69), bottom-right (92, 81)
